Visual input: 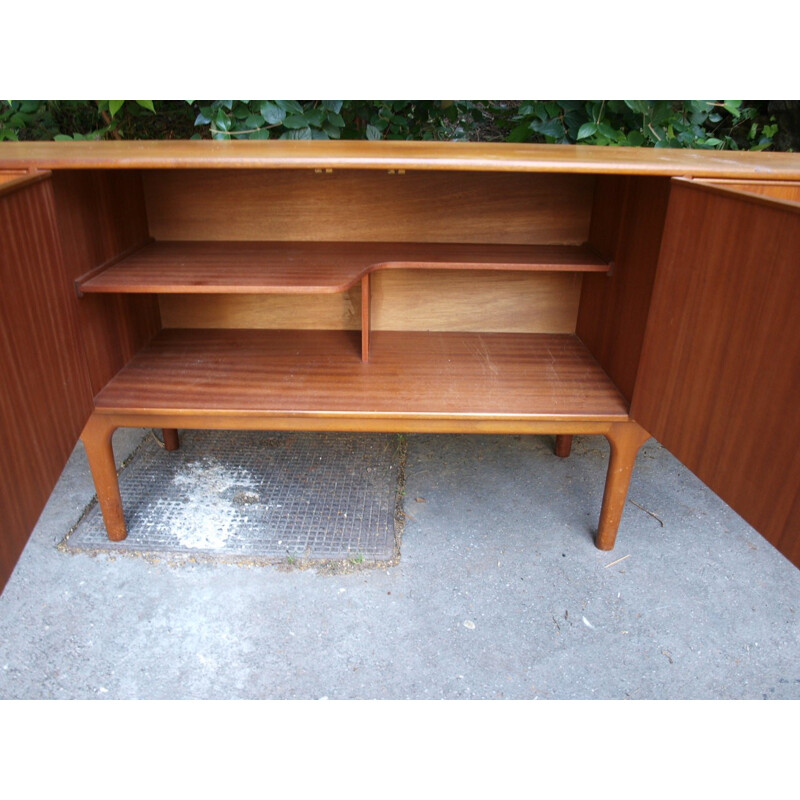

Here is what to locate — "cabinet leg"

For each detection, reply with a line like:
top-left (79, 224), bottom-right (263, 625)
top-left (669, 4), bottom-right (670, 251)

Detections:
top-left (596, 422), bottom-right (650, 551)
top-left (162, 428), bottom-right (180, 451)
top-left (80, 415), bottom-right (127, 542)
top-left (555, 434), bottom-right (573, 458)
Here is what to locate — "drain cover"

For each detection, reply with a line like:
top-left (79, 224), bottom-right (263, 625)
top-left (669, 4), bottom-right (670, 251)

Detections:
top-left (63, 430), bottom-right (405, 564)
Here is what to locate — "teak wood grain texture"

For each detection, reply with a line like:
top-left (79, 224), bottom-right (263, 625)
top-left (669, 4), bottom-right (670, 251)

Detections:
top-left (577, 175), bottom-right (672, 402)
top-left (92, 329), bottom-right (630, 422)
top-left (3, 140), bottom-right (800, 179)
top-left (632, 179), bottom-right (800, 567)
top-left (141, 170), bottom-right (594, 245)
top-left (0, 175), bottom-right (93, 592)
top-left (50, 171), bottom-right (159, 395)
top-left (157, 271), bottom-right (583, 334)
top-left (700, 179), bottom-right (800, 205)
top-left (77, 241), bottom-right (608, 294)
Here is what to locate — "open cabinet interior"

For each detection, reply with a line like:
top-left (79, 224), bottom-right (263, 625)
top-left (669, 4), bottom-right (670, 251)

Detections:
top-left (2, 141), bottom-right (799, 593)
top-left (57, 167), bottom-right (663, 421)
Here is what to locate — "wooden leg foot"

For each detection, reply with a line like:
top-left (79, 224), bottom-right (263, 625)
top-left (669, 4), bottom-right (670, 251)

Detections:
top-left (555, 434), bottom-right (573, 458)
top-left (81, 415), bottom-right (127, 542)
top-left (162, 428), bottom-right (180, 451)
top-left (596, 422), bottom-right (650, 551)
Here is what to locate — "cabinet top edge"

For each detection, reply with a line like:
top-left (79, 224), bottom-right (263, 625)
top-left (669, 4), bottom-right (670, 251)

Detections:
top-left (1, 140), bottom-right (799, 178)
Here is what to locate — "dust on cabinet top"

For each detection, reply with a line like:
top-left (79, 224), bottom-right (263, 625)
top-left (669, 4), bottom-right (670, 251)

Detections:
top-left (1, 140), bottom-right (800, 179)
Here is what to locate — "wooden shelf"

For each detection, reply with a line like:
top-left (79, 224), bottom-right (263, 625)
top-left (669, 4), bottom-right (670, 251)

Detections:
top-left (77, 240), bottom-right (610, 295)
top-left (93, 329), bottom-right (629, 423)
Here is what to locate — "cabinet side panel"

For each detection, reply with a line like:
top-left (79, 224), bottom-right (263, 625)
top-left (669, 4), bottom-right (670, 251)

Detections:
top-left (0, 178), bottom-right (94, 592)
top-left (576, 176), bottom-right (672, 401)
top-left (701, 180), bottom-right (800, 204)
top-left (631, 181), bottom-right (800, 567)
top-left (143, 170), bottom-right (595, 245)
top-left (51, 171), bottom-right (160, 395)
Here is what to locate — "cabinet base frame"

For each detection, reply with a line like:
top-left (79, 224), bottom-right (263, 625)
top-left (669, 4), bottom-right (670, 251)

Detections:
top-left (80, 412), bottom-right (649, 552)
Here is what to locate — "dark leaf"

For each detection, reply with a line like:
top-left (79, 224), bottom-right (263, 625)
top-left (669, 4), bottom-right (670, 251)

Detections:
top-left (282, 114), bottom-right (310, 129)
top-left (276, 100), bottom-right (304, 114)
top-left (260, 101), bottom-right (285, 125)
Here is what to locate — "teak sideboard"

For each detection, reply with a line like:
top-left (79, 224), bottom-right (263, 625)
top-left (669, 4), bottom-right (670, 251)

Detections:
top-left (1, 141), bottom-right (799, 592)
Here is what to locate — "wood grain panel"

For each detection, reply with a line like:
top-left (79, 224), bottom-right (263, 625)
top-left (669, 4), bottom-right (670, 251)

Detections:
top-left (631, 179), bottom-right (800, 567)
top-left (576, 175), bottom-right (672, 401)
top-left (0, 170), bottom-right (32, 189)
top-left (94, 329), bottom-right (629, 421)
top-left (159, 290), bottom-right (361, 330)
top-left (51, 170), bottom-right (160, 395)
top-left (158, 271), bottom-right (580, 333)
top-left (700, 179), bottom-right (800, 205)
top-left (0, 176), bottom-right (93, 592)
top-left (3, 140), bottom-right (800, 179)
top-left (143, 169), bottom-right (594, 245)
top-left (371, 270), bottom-right (581, 333)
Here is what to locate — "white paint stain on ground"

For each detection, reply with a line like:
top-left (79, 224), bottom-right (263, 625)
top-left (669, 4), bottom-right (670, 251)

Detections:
top-left (168, 458), bottom-right (259, 549)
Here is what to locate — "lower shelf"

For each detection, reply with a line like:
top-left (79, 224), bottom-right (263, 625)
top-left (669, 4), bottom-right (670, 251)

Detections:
top-left (93, 329), bottom-right (629, 424)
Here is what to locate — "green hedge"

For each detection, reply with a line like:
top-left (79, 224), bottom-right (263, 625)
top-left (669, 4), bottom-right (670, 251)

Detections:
top-left (1, 100), bottom-right (793, 151)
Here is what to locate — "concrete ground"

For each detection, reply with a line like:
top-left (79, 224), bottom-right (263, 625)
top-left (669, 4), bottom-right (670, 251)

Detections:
top-left (1, 428), bottom-right (799, 700)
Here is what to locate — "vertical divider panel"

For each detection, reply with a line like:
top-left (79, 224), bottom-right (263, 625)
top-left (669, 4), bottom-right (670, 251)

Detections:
top-left (361, 272), bottom-right (371, 362)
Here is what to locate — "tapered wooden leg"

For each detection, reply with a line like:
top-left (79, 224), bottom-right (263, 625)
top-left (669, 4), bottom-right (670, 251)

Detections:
top-left (162, 428), bottom-right (180, 451)
top-left (596, 421), bottom-right (650, 551)
top-left (81, 414), bottom-right (127, 542)
top-left (555, 434), bottom-right (573, 458)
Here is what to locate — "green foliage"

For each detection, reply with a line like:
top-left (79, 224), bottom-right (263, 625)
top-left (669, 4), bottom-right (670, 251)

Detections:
top-left (193, 100), bottom-right (347, 140)
top-left (337, 101), bottom-right (482, 140)
top-left (0, 100), bottom-right (787, 151)
top-left (0, 100), bottom-right (158, 141)
top-left (506, 100), bottom-right (778, 150)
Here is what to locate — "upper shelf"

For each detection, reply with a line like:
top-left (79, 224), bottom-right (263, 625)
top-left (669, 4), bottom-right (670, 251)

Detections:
top-left (77, 240), bottom-right (611, 295)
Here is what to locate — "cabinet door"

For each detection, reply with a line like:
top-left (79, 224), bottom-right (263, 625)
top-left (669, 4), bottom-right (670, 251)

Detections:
top-left (631, 178), bottom-right (800, 567)
top-left (0, 173), bottom-right (93, 592)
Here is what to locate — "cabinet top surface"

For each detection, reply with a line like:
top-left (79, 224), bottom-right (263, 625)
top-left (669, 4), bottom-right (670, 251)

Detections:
top-left (1, 140), bottom-right (799, 178)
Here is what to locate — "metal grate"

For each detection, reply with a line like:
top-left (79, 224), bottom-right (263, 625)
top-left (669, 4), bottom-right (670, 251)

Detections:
top-left (63, 430), bottom-right (405, 565)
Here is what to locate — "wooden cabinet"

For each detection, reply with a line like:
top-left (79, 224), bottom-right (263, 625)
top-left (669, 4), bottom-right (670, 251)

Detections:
top-left (1, 141), bottom-right (799, 592)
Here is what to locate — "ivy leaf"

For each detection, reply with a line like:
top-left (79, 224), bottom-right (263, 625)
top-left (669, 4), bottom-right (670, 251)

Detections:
top-left (507, 123), bottom-right (532, 142)
top-left (626, 130), bottom-right (645, 146)
top-left (722, 101), bottom-right (742, 118)
top-left (276, 100), bottom-right (304, 115)
top-left (136, 101), bottom-right (156, 113)
top-left (109, 100), bottom-right (125, 118)
top-left (283, 114), bottom-right (310, 129)
top-left (280, 127), bottom-right (313, 140)
top-left (326, 111), bottom-right (345, 128)
top-left (597, 122), bottom-right (619, 140)
top-left (260, 102), bottom-right (285, 125)
top-left (322, 100), bottom-right (343, 114)
top-left (624, 100), bottom-right (650, 115)
top-left (576, 122), bottom-right (598, 140)
top-left (530, 118), bottom-right (566, 140)
top-left (303, 107), bottom-right (325, 128)
top-left (214, 108), bottom-right (232, 131)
